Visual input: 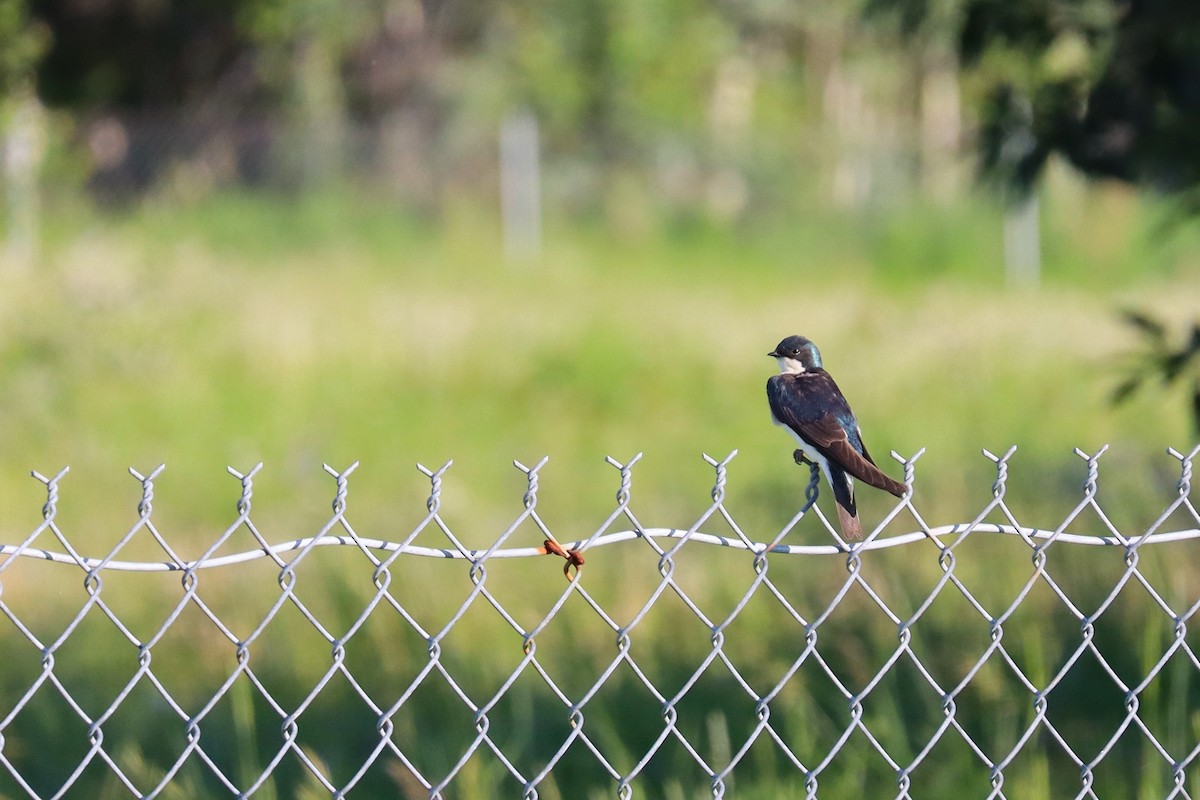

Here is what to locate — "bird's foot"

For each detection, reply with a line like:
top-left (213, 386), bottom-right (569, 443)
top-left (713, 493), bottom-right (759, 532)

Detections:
top-left (793, 449), bottom-right (815, 467)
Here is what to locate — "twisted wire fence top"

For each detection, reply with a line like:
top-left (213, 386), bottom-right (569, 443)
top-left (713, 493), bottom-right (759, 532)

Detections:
top-left (1, 444), bottom-right (1199, 799)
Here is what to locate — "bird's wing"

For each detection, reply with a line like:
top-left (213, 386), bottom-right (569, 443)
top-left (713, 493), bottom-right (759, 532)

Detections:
top-left (822, 429), bottom-right (906, 497)
top-left (768, 373), bottom-right (906, 498)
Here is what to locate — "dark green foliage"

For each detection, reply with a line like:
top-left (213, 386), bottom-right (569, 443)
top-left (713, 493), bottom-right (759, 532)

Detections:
top-left (867, 0), bottom-right (1200, 197)
top-left (1113, 310), bottom-right (1200, 435)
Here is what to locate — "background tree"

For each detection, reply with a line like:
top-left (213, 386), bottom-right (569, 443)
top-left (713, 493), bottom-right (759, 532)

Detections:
top-left (866, 0), bottom-right (1200, 200)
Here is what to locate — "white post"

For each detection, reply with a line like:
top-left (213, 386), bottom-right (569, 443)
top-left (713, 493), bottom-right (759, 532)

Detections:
top-left (500, 109), bottom-right (541, 264)
top-left (4, 89), bottom-right (44, 271)
top-left (1004, 192), bottom-right (1040, 288)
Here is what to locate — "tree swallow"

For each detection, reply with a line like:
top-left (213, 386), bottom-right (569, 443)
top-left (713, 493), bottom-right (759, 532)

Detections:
top-left (767, 335), bottom-right (906, 539)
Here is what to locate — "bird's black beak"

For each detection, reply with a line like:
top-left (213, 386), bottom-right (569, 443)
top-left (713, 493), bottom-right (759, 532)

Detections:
top-left (767, 350), bottom-right (781, 358)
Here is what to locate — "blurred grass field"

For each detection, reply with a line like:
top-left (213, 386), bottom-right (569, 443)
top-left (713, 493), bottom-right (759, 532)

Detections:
top-left (3, 176), bottom-right (1198, 538)
top-left (2, 177), bottom-right (1200, 797)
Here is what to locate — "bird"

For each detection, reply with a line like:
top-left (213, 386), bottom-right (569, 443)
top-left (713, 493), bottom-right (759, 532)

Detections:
top-left (766, 335), bottom-right (906, 539)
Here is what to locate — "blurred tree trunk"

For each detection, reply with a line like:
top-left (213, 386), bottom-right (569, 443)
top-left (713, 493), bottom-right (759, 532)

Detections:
top-left (237, 0), bottom-right (363, 187)
top-left (811, 22), bottom-right (873, 209)
top-left (919, 46), bottom-right (961, 202)
top-left (290, 35), bottom-right (347, 185)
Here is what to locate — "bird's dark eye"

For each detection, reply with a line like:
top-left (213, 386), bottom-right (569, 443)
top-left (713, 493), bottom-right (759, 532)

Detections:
top-left (791, 349), bottom-right (800, 355)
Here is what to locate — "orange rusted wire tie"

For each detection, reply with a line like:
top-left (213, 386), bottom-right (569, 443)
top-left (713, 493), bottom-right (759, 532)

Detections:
top-left (539, 538), bottom-right (585, 580)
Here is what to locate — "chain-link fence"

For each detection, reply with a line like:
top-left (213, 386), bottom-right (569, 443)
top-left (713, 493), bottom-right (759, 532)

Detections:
top-left (2, 445), bottom-right (1200, 799)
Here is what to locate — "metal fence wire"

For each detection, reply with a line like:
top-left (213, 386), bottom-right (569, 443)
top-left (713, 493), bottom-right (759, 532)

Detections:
top-left (2, 445), bottom-right (1200, 799)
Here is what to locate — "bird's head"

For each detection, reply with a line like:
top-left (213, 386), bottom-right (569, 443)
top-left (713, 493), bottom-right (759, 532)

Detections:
top-left (768, 335), bottom-right (823, 374)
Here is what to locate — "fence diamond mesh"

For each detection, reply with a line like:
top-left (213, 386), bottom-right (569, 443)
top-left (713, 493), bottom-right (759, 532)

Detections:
top-left (2, 445), bottom-right (1200, 799)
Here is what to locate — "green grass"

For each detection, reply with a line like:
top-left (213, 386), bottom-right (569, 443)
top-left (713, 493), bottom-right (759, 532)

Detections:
top-left (1, 179), bottom-right (1199, 797)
